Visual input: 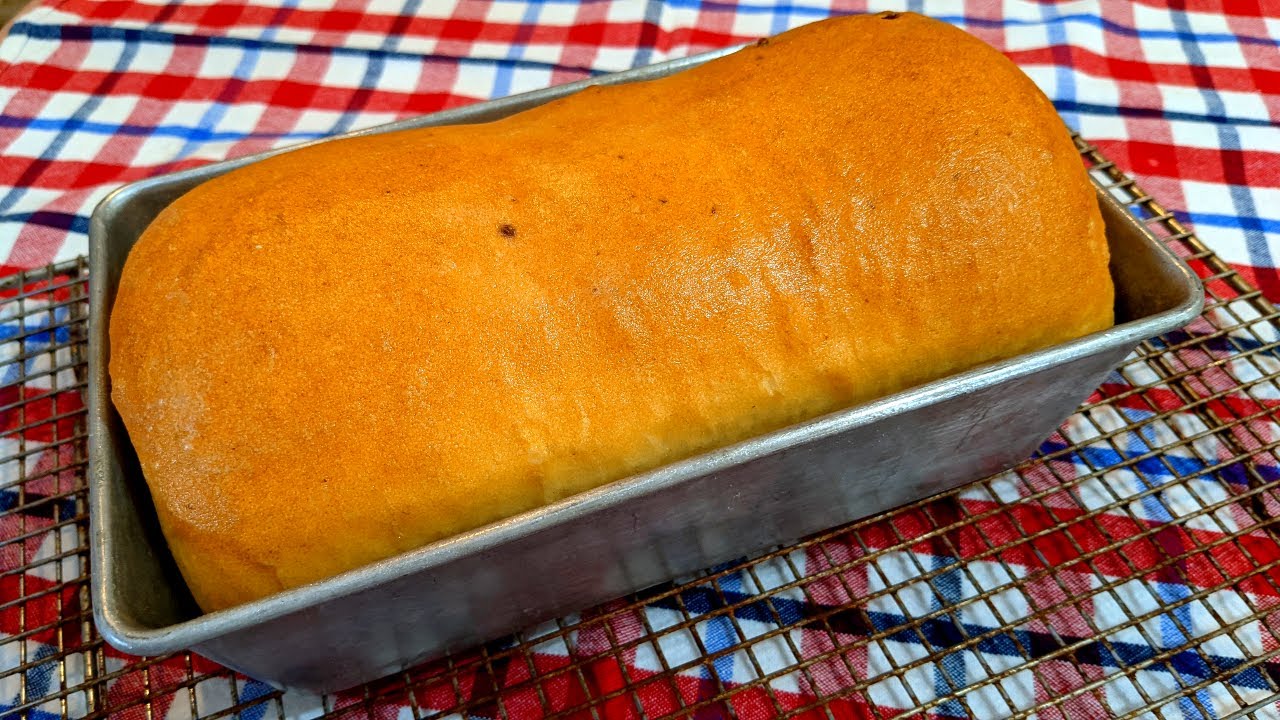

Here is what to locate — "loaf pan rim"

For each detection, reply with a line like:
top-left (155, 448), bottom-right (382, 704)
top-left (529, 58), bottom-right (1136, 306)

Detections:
top-left (86, 51), bottom-right (1205, 657)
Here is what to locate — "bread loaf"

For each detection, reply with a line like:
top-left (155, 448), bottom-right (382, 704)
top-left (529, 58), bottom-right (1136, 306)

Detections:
top-left (110, 12), bottom-right (1114, 612)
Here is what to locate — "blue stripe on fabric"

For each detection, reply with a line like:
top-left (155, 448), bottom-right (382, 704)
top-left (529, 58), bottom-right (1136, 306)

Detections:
top-left (1169, 584), bottom-right (1213, 720)
top-left (0, 211), bottom-right (89, 235)
top-left (1128, 427), bottom-right (1177, 526)
top-left (0, 34), bottom-right (141, 215)
top-left (0, 489), bottom-right (78, 521)
top-left (1149, 328), bottom-right (1280, 360)
top-left (5, 96), bottom-right (1274, 148)
top-left (0, 114), bottom-right (330, 141)
top-left (1052, 99), bottom-right (1278, 128)
top-left (705, 571), bottom-right (744, 686)
top-left (171, 0), bottom-right (299, 162)
top-left (933, 555), bottom-right (967, 718)
top-left (492, 1), bottom-right (544, 99)
top-left (7, 8), bottom-right (1274, 59)
top-left (6, 22), bottom-right (606, 75)
top-left (631, 0), bottom-right (665, 68)
top-left (330, 0), bottom-right (422, 135)
top-left (651, 586), bottom-right (1276, 690)
top-left (238, 680), bottom-right (276, 720)
top-left (1176, 211), bottom-right (1280, 235)
top-left (767, 2), bottom-right (791, 37)
top-left (1065, 443), bottom-right (1207, 479)
top-left (0, 321), bottom-right (72, 345)
top-left (1044, 2), bottom-right (1079, 130)
top-left (0, 302), bottom-right (73, 386)
top-left (552, 0), bottom-right (1277, 45)
top-left (1166, 5), bottom-right (1276, 302)
top-left (1, 646), bottom-right (64, 720)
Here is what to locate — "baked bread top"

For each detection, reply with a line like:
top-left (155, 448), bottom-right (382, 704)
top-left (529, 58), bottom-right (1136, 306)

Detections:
top-left (110, 12), bottom-right (1113, 612)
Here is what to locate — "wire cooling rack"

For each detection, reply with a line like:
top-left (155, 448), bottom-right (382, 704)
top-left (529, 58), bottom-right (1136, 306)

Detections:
top-left (4, 136), bottom-right (1280, 720)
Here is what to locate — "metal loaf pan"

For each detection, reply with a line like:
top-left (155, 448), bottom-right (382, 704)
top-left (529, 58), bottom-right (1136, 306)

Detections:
top-left (88, 47), bottom-right (1204, 693)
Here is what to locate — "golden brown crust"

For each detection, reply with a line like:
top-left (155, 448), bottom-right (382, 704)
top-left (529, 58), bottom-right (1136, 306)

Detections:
top-left (110, 12), bottom-right (1113, 611)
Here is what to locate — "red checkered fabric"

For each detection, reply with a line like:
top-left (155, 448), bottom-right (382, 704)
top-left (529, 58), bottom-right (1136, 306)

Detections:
top-left (2, 1), bottom-right (1279, 718)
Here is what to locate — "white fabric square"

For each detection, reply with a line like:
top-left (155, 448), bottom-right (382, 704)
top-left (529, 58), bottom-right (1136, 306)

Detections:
top-left (1020, 65), bottom-right (1062, 101)
top-left (1181, 179), bottom-right (1241, 216)
top-left (75, 39), bottom-right (127, 73)
top-left (1218, 88), bottom-right (1271, 120)
top-left (1105, 669), bottom-right (1179, 716)
top-left (290, 109), bottom-right (347, 135)
top-left (768, 665), bottom-right (803, 695)
top-left (271, 26), bottom-right (322, 48)
top-left (1133, 4), bottom-right (1176, 32)
top-left (962, 650), bottom-right (1033, 716)
top-left (746, 633), bottom-right (801, 677)
top-left (8, 126), bottom-right (72, 162)
top-left (1003, 22), bottom-right (1051, 52)
top-left (506, 66), bottom-right (554, 96)
top-left (344, 31), bottom-right (388, 51)
top-left (532, 3), bottom-right (583, 27)
top-left (197, 44), bottom-right (246, 78)
top-left (376, 57), bottom-right (425, 93)
top-left (161, 98), bottom-right (215, 128)
top-left (867, 551), bottom-right (934, 618)
top-left (866, 638), bottom-right (938, 708)
top-left (593, 46), bottom-right (640, 73)
top-left (27, 523), bottom-right (81, 583)
top-left (1160, 83), bottom-right (1215, 117)
top-left (741, 551), bottom-right (803, 594)
top-left (1201, 32), bottom-right (1255, 69)
top-left (0, 33), bottom-right (60, 66)
top-left (629, 638), bottom-right (666, 674)
top-left (467, 41), bottom-right (512, 60)
top-left (517, 45), bottom-right (568, 67)
top-left (216, 102), bottom-right (267, 133)
top-left (1095, 578), bottom-right (1162, 633)
top-left (194, 676), bottom-right (237, 717)
top-left (1064, 17), bottom-right (1107, 53)
top-left (322, 55), bottom-right (370, 89)
top-left (605, 1), bottom-right (646, 25)
top-left (132, 132), bottom-right (186, 165)
top-left (654, 625), bottom-right (709, 669)
top-left (1077, 74), bottom-right (1122, 108)
top-left (245, 48), bottom-right (305, 80)
top-left (730, 12), bottom-right (779, 42)
top-left (486, 2), bottom-right (531, 25)
top-left (978, 471), bottom-right (1024, 504)
top-left (1141, 37), bottom-right (1190, 65)
top-left (959, 561), bottom-right (1028, 629)
top-left (85, 95), bottom-right (148, 127)
top-left (454, 61), bottom-right (500, 99)
top-left (1192, 224), bottom-right (1252, 268)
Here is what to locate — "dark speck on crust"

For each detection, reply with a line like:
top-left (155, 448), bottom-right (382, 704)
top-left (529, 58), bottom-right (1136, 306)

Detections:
top-left (499, 224), bottom-right (517, 238)
top-left (710, 205), bottom-right (718, 215)
top-left (880, 11), bottom-right (900, 19)
top-left (756, 37), bottom-right (769, 46)
top-left (659, 198), bottom-right (668, 204)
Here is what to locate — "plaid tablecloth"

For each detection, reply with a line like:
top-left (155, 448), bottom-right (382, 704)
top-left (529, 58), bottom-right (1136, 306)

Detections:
top-left (2, 1), bottom-right (1279, 719)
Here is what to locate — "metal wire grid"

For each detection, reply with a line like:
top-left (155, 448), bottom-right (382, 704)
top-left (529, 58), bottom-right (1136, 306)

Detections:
top-left (3, 139), bottom-right (1280, 719)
